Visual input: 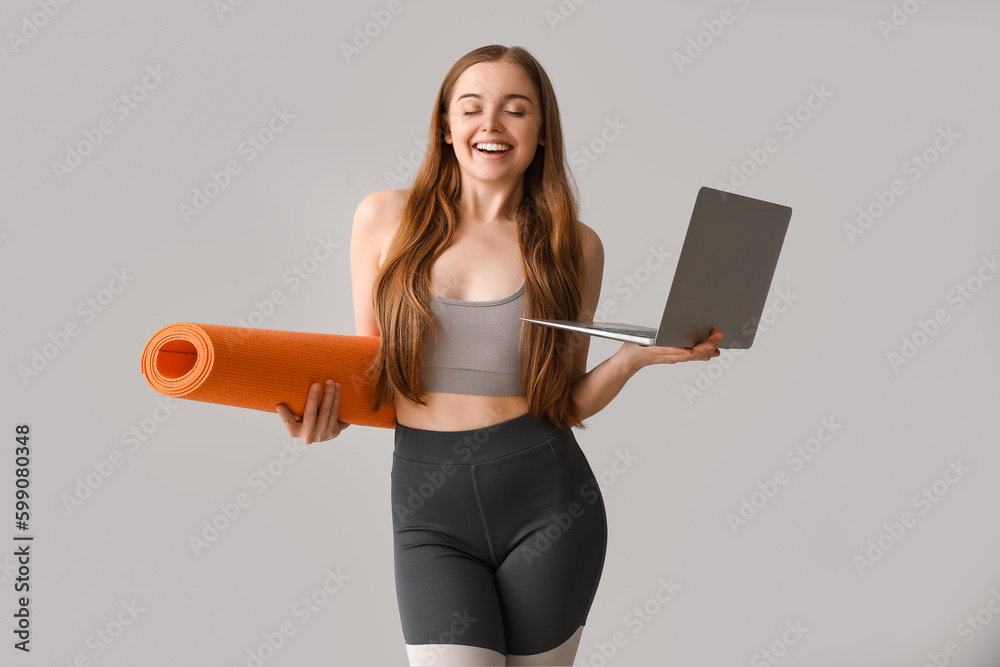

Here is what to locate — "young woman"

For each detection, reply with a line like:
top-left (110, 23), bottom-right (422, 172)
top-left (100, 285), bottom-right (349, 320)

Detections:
top-left (276, 44), bottom-right (723, 666)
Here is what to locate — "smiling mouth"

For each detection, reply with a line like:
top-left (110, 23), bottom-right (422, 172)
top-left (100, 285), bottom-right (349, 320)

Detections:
top-left (473, 142), bottom-right (512, 154)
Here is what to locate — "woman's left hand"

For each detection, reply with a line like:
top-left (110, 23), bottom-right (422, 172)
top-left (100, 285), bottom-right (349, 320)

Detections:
top-left (617, 327), bottom-right (724, 371)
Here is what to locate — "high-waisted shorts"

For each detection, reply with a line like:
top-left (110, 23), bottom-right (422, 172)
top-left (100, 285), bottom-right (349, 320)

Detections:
top-left (390, 411), bottom-right (608, 656)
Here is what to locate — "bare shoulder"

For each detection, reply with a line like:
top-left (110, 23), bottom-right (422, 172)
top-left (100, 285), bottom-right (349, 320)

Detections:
top-left (575, 219), bottom-right (604, 314)
top-left (350, 189), bottom-right (410, 337)
top-left (568, 220), bottom-right (605, 376)
top-left (355, 188), bottom-right (408, 219)
top-left (353, 188), bottom-right (410, 267)
top-left (576, 219), bottom-right (604, 268)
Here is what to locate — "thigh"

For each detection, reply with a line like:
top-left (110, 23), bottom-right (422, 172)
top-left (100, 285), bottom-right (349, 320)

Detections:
top-left (405, 642), bottom-right (506, 666)
top-left (393, 540), bottom-right (505, 654)
top-left (506, 625), bottom-right (584, 666)
top-left (492, 432), bottom-right (609, 656)
top-left (391, 455), bottom-right (507, 655)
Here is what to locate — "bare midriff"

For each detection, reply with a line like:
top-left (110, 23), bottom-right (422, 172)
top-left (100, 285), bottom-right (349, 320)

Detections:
top-left (393, 393), bottom-right (530, 432)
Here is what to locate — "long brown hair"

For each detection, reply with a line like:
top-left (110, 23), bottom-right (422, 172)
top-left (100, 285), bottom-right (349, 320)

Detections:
top-left (365, 44), bottom-right (587, 430)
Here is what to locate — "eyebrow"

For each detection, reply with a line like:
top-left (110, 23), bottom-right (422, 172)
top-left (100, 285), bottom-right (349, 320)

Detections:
top-left (456, 93), bottom-right (534, 105)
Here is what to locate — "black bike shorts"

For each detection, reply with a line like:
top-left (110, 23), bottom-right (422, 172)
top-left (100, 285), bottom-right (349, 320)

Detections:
top-left (390, 411), bottom-right (608, 656)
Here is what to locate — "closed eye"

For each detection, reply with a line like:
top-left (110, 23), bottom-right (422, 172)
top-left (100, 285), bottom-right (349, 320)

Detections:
top-left (462, 111), bottom-right (525, 116)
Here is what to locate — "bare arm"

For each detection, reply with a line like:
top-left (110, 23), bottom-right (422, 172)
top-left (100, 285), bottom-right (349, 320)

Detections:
top-left (566, 222), bottom-right (635, 422)
top-left (571, 352), bottom-right (642, 423)
top-left (351, 190), bottom-right (402, 337)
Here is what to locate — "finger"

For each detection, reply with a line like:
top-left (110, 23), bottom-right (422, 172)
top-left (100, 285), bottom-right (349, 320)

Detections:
top-left (697, 328), bottom-right (723, 348)
top-left (700, 329), bottom-right (724, 344)
top-left (301, 383), bottom-right (321, 445)
top-left (653, 345), bottom-right (697, 356)
top-left (314, 380), bottom-right (336, 439)
top-left (692, 341), bottom-right (718, 356)
top-left (275, 404), bottom-right (300, 435)
top-left (694, 329), bottom-right (722, 346)
top-left (327, 382), bottom-right (345, 438)
top-left (661, 350), bottom-right (696, 365)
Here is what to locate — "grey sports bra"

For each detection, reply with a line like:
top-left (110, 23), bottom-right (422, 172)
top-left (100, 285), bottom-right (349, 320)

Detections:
top-left (419, 279), bottom-right (526, 396)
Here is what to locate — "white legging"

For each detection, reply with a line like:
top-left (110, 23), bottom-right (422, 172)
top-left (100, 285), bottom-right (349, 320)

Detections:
top-left (404, 624), bottom-right (585, 666)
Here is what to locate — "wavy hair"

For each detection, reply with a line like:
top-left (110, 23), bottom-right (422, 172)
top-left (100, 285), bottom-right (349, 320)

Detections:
top-left (365, 44), bottom-right (586, 430)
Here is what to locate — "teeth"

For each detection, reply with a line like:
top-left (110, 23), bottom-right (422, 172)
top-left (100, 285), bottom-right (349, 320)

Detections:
top-left (474, 143), bottom-right (511, 152)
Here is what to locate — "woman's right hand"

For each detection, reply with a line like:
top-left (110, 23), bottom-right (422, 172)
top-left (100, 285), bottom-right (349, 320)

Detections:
top-left (275, 380), bottom-right (351, 444)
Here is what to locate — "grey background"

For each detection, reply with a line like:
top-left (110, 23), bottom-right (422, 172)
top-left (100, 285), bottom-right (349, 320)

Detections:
top-left (2, 1), bottom-right (999, 665)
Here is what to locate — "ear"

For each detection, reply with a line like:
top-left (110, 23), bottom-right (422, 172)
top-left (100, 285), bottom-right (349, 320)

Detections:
top-left (538, 127), bottom-right (545, 146)
top-left (441, 114), bottom-right (452, 144)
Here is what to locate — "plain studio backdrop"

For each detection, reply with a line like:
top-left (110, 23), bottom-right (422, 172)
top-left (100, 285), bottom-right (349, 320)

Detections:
top-left (2, 1), bottom-right (999, 665)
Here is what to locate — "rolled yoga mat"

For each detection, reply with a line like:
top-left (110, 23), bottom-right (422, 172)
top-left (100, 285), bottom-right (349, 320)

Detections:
top-left (140, 322), bottom-right (397, 429)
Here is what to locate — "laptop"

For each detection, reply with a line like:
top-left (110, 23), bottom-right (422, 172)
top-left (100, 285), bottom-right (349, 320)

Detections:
top-left (520, 186), bottom-right (792, 349)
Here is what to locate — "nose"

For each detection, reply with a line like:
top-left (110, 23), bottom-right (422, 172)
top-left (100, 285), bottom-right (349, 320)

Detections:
top-left (479, 107), bottom-right (504, 132)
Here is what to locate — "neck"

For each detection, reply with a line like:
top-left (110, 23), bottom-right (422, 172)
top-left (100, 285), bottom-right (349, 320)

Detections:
top-left (458, 176), bottom-right (524, 225)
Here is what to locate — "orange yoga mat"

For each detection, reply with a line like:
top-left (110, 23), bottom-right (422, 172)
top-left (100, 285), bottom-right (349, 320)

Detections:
top-left (140, 322), bottom-right (397, 429)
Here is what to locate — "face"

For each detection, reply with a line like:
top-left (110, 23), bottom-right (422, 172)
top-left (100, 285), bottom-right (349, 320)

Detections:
top-left (443, 60), bottom-right (545, 186)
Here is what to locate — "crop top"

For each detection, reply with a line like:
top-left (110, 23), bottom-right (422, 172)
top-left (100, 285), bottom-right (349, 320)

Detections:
top-left (419, 279), bottom-right (526, 396)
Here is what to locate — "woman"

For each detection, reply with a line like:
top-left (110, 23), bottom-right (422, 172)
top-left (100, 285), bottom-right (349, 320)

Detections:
top-left (276, 44), bottom-right (723, 666)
